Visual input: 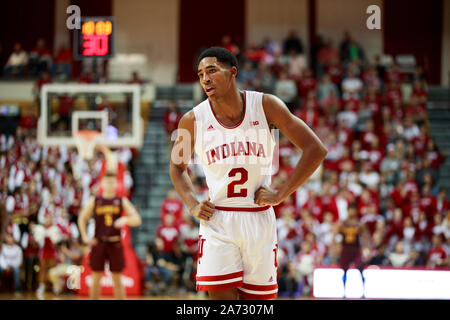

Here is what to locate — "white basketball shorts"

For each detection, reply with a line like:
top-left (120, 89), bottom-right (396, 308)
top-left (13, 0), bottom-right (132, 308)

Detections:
top-left (196, 205), bottom-right (279, 300)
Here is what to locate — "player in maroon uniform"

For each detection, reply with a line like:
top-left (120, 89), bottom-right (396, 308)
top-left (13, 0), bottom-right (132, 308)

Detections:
top-left (335, 204), bottom-right (368, 286)
top-left (78, 172), bottom-right (141, 299)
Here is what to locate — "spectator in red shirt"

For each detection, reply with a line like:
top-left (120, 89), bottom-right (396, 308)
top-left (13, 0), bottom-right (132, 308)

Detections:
top-left (320, 183), bottom-right (339, 222)
top-left (357, 188), bottom-right (376, 218)
top-left (297, 68), bottom-right (318, 99)
top-left (415, 211), bottom-right (432, 247)
top-left (410, 79), bottom-right (428, 106)
top-left (244, 42), bottom-right (265, 65)
top-left (436, 188), bottom-right (449, 215)
top-left (160, 188), bottom-right (184, 226)
top-left (359, 119), bottom-right (378, 151)
top-left (295, 95), bottom-right (320, 129)
top-left (52, 45), bottom-right (73, 80)
top-left (302, 190), bottom-right (324, 223)
top-left (156, 213), bottom-right (180, 253)
top-left (317, 39), bottom-right (339, 72)
top-left (386, 208), bottom-right (404, 243)
top-left (220, 34), bottom-right (240, 56)
top-left (361, 66), bottom-right (381, 91)
top-left (411, 125), bottom-right (430, 157)
top-left (424, 139), bottom-right (446, 170)
top-left (402, 191), bottom-right (422, 225)
top-left (384, 80), bottom-right (403, 109)
top-left (321, 88), bottom-right (341, 125)
top-left (360, 202), bottom-right (383, 236)
top-left (427, 234), bottom-right (448, 268)
top-left (275, 195), bottom-right (298, 220)
top-left (19, 106), bottom-right (37, 130)
top-left (337, 146), bottom-right (356, 177)
top-left (419, 184), bottom-right (437, 219)
top-left (405, 94), bottom-right (427, 124)
top-left (335, 118), bottom-right (354, 148)
top-left (163, 101), bottom-right (182, 141)
top-left (325, 55), bottom-right (343, 88)
top-left (384, 63), bottom-right (403, 85)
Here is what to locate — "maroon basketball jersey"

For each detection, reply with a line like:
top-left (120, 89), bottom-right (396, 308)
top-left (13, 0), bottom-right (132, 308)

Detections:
top-left (341, 221), bottom-right (361, 247)
top-left (93, 196), bottom-right (122, 238)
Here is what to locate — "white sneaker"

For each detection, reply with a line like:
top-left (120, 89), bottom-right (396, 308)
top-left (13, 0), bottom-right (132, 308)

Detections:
top-left (36, 284), bottom-right (45, 299)
top-left (53, 287), bottom-right (61, 296)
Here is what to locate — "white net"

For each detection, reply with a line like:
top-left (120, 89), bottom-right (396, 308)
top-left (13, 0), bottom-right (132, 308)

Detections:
top-left (73, 130), bottom-right (101, 160)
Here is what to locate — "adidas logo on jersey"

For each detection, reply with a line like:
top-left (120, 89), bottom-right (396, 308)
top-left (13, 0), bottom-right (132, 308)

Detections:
top-left (207, 125), bottom-right (214, 131)
top-left (251, 121), bottom-right (259, 126)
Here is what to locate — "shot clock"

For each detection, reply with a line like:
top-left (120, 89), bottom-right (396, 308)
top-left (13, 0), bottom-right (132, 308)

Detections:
top-left (74, 17), bottom-right (115, 59)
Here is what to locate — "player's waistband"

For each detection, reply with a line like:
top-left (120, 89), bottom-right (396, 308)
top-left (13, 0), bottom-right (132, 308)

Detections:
top-left (98, 235), bottom-right (121, 243)
top-left (214, 205), bottom-right (271, 212)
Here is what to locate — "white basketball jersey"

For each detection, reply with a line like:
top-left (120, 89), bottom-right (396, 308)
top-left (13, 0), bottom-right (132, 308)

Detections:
top-left (193, 90), bottom-right (276, 207)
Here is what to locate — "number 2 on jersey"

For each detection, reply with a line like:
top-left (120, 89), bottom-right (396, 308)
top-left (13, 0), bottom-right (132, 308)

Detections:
top-left (227, 167), bottom-right (248, 197)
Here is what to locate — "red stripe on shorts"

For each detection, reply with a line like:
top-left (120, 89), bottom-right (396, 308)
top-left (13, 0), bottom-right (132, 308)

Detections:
top-left (196, 271), bottom-right (243, 282)
top-left (241, 283), bottom-right (278, 291)
top-left (214, 205), bottom-right (271, 212)
top-left (237, 289), bottom-right (278, 300)
top-left (197, 280), bottom-right (243, 291)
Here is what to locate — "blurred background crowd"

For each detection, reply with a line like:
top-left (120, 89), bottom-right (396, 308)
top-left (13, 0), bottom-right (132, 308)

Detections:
top-left (0, 25), bottom-right (449, 298)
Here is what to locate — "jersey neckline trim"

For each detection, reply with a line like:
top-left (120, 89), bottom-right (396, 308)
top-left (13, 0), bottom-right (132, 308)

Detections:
top-left (207, 90), bottom-right (246, 129)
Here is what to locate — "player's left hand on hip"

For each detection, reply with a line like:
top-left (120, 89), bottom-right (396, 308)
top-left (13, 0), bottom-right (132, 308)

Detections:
top-left (254, 186), bottom-right (282, 206)
top-left (114, 216), bottom-right (128, 229)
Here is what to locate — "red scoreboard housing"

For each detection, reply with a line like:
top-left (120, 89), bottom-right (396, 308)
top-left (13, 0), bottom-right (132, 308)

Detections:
top-left (74, 17), bottom-right (115, 59)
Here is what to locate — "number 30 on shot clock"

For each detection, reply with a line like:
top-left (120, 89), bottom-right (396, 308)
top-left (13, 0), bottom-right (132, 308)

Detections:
top-left (74, 17), bottom-right (115, 59)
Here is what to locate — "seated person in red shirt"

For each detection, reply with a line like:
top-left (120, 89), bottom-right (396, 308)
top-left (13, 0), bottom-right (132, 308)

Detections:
top-left (427, 234), bottom-right (448, 268)
top-left (156, 213), bottom-right (180, 254)
top-left (19, 106), bottom-right (37, 129)
top-left (163, 101), bottom-right (182, 145)
top-left (160, 188), bottom-right (184, 225)
top-left (405, 94), bottom-right (427, 125)
top-left (297, 68), bottom-right (318, 99)
top-left (52, 45), bottom-right (73, 80)
top-left (410, 79), bottom-right (428, 106)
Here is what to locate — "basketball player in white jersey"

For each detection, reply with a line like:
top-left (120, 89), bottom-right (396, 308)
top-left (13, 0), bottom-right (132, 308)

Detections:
top-left (170, 47), bottom-right (327, 300)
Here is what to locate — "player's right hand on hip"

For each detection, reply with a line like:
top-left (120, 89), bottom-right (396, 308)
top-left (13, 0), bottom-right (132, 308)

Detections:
top-left (191, 200), bottom-right (215, 221)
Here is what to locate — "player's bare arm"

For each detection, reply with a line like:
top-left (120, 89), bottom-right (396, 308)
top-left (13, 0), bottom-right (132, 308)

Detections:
top-left (169, 110), bottom-right (214, 220)
top-left (254, 93), bottom-right (328, 206)
top-left (77, 196), bottom-right (97, 246)
top-left (96, 145), bottom-right (116, 172)
top-left (114, 197), bottom-right (142, 228)
top-left (169, 110), bottom-right (215, 221)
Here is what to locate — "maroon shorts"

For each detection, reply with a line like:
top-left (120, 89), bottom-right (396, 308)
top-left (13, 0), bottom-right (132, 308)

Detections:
top-left (339, 245), bottom-right (362, 271)
top-left (90, 241), bottom-right (125, 272)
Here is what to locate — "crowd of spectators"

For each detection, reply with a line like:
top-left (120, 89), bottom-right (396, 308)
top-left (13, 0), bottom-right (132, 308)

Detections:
top-left (0, 124), bottom-right (134, 297)
top-left (1, 30), bottom-right (449, 299)
top-left (3, 39), bottom-right (72, 81)
top-left (154, 31), bottom-right (450, 298)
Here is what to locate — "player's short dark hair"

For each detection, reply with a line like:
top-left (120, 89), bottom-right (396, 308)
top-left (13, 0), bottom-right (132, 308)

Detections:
top-left (197, 47), bottom-right (238, 70)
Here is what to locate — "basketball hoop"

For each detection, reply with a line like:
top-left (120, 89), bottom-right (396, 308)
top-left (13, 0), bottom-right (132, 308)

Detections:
top-left (73, 130), bottom-right (102, 160)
